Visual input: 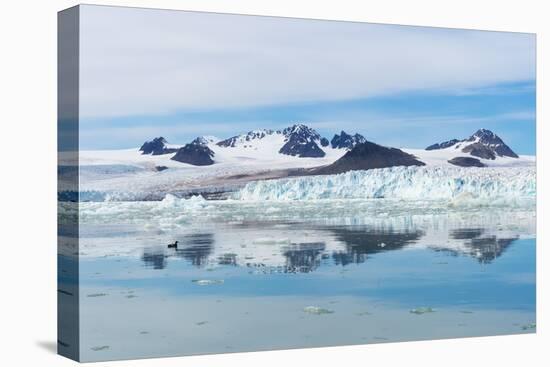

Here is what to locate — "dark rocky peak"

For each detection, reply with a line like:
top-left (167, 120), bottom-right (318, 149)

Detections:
top-left (465, 129), bottom-right (518, 158)
top-left (279, 124), bottom-right (326, 158)
top-left (467, 128), bottom-right (500, 144)
top-left (331, 130), bottom-right (367, 149)
top-left (190, 136), bottom-right (217, 146)
top-left (217, 129), bottom-right (276, 147)
top-left (282, 124), bottom-right (321, 141)
top-left (139, 137), bottom-right (177, 155)
top-left (425, 139), bottom-right (461, 151)
top-left (171, 143), bottom-right (215, 166)
top-left (312, 141), bottom-right (425, 175)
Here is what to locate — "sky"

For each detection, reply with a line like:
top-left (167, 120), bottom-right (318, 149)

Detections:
top-left (78, 5), bottom-right (536, 154)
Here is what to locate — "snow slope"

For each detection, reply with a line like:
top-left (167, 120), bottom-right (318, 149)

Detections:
top-left (74, 136), bottom-right (347, 199)
top-left (404, 148), bottom-right (534, 167)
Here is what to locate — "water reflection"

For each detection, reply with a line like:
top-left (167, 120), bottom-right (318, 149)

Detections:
top-left (173, 233), bottom-right (214, 267)
top-left (139, 224), bottom-right (522, 272)
top-left (141, 249), bottom-right (167, 270)
top-left (282, 242), bottom-right (326, 273)
top-left (329, 227), bottom-right (423, 266)
top-left (436, 228), bottom-right (517, 263)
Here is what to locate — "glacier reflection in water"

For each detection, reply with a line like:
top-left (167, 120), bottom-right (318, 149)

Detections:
top-left (72, 200), bottom-right (535, 362)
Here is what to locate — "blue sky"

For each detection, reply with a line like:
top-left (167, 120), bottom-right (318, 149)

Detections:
top-left (78, 5), bottom-right (536, 154)
top-left (80, 80), bottom-right (536, 154)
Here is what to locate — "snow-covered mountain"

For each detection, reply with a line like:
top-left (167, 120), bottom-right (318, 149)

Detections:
top-left (190, 136), bottom-right (220, 146)
top-left (426, 129), bottom-right (519, 160)
top-left (279, 124), bottom-right (328, 157)
top-left (216, 129), bottom-right (277, 148)
top-left (140, 124), bottom-right (366, 164)
top-left (72, 124), bottom-right (534, 201)
top-left (138, 127), bottom-right (521, 169)
top-left (214, 124), bottom-right (330, 158)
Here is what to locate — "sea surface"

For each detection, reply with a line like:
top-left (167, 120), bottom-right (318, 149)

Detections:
top-left (60, 198), bottom-right (536, 361)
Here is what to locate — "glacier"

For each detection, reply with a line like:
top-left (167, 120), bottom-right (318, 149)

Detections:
top-left (233, 166), bottom-right (535, 202)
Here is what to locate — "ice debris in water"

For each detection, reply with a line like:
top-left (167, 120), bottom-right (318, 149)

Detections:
top-left (192, 279), bottom-right (224, 286)
top-left (234, 166), bottom-right (535, 203)
top-left (410, 307), bottom-right (436, 315)
top-left (521, 323), bottom-right (536, 330)
top-left (91, 346), bottom-right (109, 351)
top-left (86, 293), bottom-right (107, 297)
top-left (356, 311), bottom-right (372, 316)
top-left (303, 306), bottom-right (334, 315)
top-left (253, 237), bottom-right (291, 244)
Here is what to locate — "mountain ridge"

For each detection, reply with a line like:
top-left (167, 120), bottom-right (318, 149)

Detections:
top-left (426, 129), bottom-right (518, 159)
top-left (138, 125), bottom-right (520, 168)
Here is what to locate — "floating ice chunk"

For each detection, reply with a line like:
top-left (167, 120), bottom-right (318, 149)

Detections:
top-left (91, 346), bottom-right (109, 351)
top-left (356, 311), bottom-right (372, 316)
top-left (410, 307), bottom-right (436, 315)
top-left (378, 242), bottom-right (386, 248)
top-left (192, 279), bottom-right (224, 286)
top-left (303, 306), bottom-right (334, 315)
top-left (521, 322), bottom-right (536, 330)
top-left (86, 293), bottom-right (107, 297)
top-left (253, 238), bottom-right (291, 244)
top-left (448, 191), bottom-right (477, 207)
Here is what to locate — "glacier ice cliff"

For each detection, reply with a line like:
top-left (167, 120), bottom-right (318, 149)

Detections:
top-left (233, 166), bottom-right (535, 202)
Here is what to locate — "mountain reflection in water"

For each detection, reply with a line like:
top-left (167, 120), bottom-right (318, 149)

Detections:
top-left (140, 223), bottom-right (521, 272)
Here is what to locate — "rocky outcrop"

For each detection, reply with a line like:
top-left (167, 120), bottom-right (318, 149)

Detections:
top-left (425, 139), bottom-right (460, 151)
top-left (461, 142), bottom-right (496, 160)
top-left (448, 157), bottom-right (486, 167)
top-left (217, 130), bottom-right (276, 147)
top-left (331, 131), bottom-right (366, 149)
top-left (139, 137), bottom-right (178, 155)
top-left (171, 143), bottom-right (215, 166)
top-left (312, 141), bottom-right (425, 175)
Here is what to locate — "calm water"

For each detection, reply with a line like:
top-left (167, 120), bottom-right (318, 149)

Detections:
top-left (62, 200), bottom-right (536, 361)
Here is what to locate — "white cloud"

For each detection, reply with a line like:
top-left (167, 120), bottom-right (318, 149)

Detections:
top-left (79, 5), bottom-right (536, 118)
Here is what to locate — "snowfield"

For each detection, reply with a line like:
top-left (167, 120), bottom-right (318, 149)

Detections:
top-left (404, 148), bottom-right (534, 167)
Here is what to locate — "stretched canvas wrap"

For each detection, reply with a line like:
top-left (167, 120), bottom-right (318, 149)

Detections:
top-left (58, 4), bottom-right (537, 362)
